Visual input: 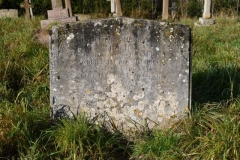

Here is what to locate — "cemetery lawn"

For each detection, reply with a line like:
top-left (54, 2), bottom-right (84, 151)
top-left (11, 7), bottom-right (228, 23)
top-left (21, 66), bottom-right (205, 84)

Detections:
top-left (0, 16), bottom-right (240, 159)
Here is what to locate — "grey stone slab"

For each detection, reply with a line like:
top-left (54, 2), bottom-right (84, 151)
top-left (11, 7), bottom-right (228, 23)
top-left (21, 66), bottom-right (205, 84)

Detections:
top-left (40, 16), bottom-right (77, 29)
top-left (47, 9), bottom-right (69, 19)
top-left (51, 0), bottom-right (63, 9)
top-left (50, 18), bottom-right (191, 132)
top-left (199, 17), bottom-right (214, 25)
top-left (0, 9), bottom-right (18, 18)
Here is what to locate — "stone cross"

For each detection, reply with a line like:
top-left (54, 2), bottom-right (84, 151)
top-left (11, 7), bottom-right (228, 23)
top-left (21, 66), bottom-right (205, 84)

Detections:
top-left (107, 0), bottom-right (122, 17)
top-left (65, 0), bottom-right (73, 17)
top-left (203, 0), bottom-right (211, 19)
top-left (107, 0), bottom-right (116, 13)
top-left (51, 0), bottom-right (63, 9)
top-left (195, 0), bottom-right (214, 26)
top-left (169, 2), bottom-right (177, 21)
top-left (162, 0), bottom-right (169, 20)
top-left (20, 0), bottom-right (34, 19)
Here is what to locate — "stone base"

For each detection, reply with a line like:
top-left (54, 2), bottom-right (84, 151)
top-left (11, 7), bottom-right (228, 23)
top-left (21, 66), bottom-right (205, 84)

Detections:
top-left (40, 16), bottom-right (77, 29)
top-left (74, 14), bottom-right (91, 21)
top-left (195, 17), bottom-right (214, 26)
top-left (48, 9), bottom-right (69, 19)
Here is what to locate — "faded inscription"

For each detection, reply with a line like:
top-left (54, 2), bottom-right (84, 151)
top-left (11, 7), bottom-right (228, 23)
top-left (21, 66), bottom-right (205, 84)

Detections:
top-left (50, 18), bottom-right (191, 132)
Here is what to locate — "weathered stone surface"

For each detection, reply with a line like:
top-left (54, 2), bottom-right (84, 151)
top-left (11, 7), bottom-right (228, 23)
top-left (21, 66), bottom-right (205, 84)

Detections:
top-left (41, 17), bottom-right (76, 29)
top-left (51, 0), bottom-right (63, 9)
top-left (75, 14), bottom-right (91, 21)
top-left (199, 17), bottom-right (214, 25)
top-left (50, 18), bottom-right (191, 132)
top-left (47, 9), bottom-right (69, 19)
top-left (0, 9), bottom-right (18, 18)
top-left (40, 0), bottom-right (76, 29)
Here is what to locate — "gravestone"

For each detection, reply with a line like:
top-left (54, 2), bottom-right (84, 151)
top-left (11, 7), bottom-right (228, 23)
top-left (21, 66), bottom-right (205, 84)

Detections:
top-left (40, 0), bottom-right (76, 29)
top-left (20, 0), bottom-right (34, 19)
top-left (195, 0), bottom-right (214, 26)
top-left (162, 0), bottom-right (169, 20)
top-left (169, 2), bottom-right (177, 21)
top-left (0, 9), bottom-right (18, 18)
top-left (50, 18), bottom-right (191, 132)
top-left (107, 0), bottom-right (123, 17)
top-left (65, 0), bottom-right (73, 17)
top-left (51, 0), bottom-right (63, 8)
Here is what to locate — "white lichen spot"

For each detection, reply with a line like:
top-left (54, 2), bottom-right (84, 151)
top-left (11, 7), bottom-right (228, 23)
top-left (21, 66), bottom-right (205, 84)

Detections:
top-left (169, 35), bottom-right (174, 42)
top-left (137, 101), bottom-right (146, 110)
top-left (170, 28), bottom-right (174, 32)
top-left (179, 74), bottom-right (182, 77)
top-left (105, 92), bottom-right (116, 98)
top-left (107, 74), bottom-right (115, 84)
top-left (94, 21), bottom-right (102, 26)
top-left (181, 44), bottom-right (184, 48)
top-left (131, 116), bottom-right (137, 121)
top-left (105, 98), bottom-right (117, 107)
top-left (156, 47), bottom-right (160, 51)
top-left (53, 88), bottom-right (57, 92)
top-left (66, 33), bottom-right (74, 43)
top-left (185, 69), bottom-right (189, 73)
top-left (160, 101), bottom-right (166, 108)
top-left (133, 91), bottom-right (145, 100)
top-left (183, 79), bottom-right (186, 83)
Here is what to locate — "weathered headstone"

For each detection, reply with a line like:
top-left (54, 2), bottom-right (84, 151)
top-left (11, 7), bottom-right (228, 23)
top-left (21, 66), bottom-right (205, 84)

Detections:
top-left (65, 0), bottom-right (73, 17)
top-left (50, 18), bottom-right (191, 132)
top-left (195, 0), bottom-right (214, 26)
top-left (51, 0), bottom-right (63, 9)
top-left (107, 0), bottom-right (123, 17)
top-left (169, 2), bottom-right (177, 21)
top-left (40, 0), bottom-right (76, 29)
top-left (0, 9), bottom-right (18, 18)
top-left (162, 0), bottom-right (169, 20)
top-left (29, 0), bottom-right (34, 18)
top-left (20, 0), bottom-right (34, 19)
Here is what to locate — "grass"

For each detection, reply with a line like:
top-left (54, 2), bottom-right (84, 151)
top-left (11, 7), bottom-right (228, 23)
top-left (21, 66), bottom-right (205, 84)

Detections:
top-left (0, 16), bottom-right (240, 159)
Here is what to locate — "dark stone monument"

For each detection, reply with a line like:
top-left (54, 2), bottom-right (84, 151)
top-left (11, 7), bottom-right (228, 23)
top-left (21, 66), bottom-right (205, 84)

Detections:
top-left (50, 18), bottom-right (191, 132)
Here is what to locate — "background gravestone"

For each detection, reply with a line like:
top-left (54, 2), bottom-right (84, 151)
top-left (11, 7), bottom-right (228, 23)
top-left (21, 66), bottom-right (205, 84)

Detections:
top-left (0, 9), bottom-right (18, 18)
top-left (40, 0), bottom-right (76, 29)
top-left (50, 18), bottom-right (191, 132)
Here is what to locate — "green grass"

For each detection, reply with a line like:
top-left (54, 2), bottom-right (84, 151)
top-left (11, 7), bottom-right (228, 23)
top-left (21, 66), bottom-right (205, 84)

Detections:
top-left (0, 16), bottom-right (240, 159)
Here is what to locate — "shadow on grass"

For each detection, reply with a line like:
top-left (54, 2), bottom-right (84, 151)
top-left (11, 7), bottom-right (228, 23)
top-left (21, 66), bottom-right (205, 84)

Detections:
top-left (192, 63), bottom-right (240, 105)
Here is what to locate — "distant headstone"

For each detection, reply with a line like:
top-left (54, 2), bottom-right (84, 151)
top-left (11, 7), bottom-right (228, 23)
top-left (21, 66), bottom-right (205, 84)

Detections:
top-left (107, 0), bottom-right (123, 17)
top-left (50, 18), bottom-right (191, 132)
top-left (20, 0), bottom-right (34, 19)
top-left (51, 0), bottom-right (63, 9)
top-left (162, 0), bottom-right (169, 20)
top-left (0, 9), bottom-right (18, 18)
top-left (195, 0), bottom-right (214, 26)
top-left (65, 0), bottom-right (73, 17)
top-left (40, 0), bottom-right (76, 29)
top-left (169, 2), bottom-right (177, 21)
